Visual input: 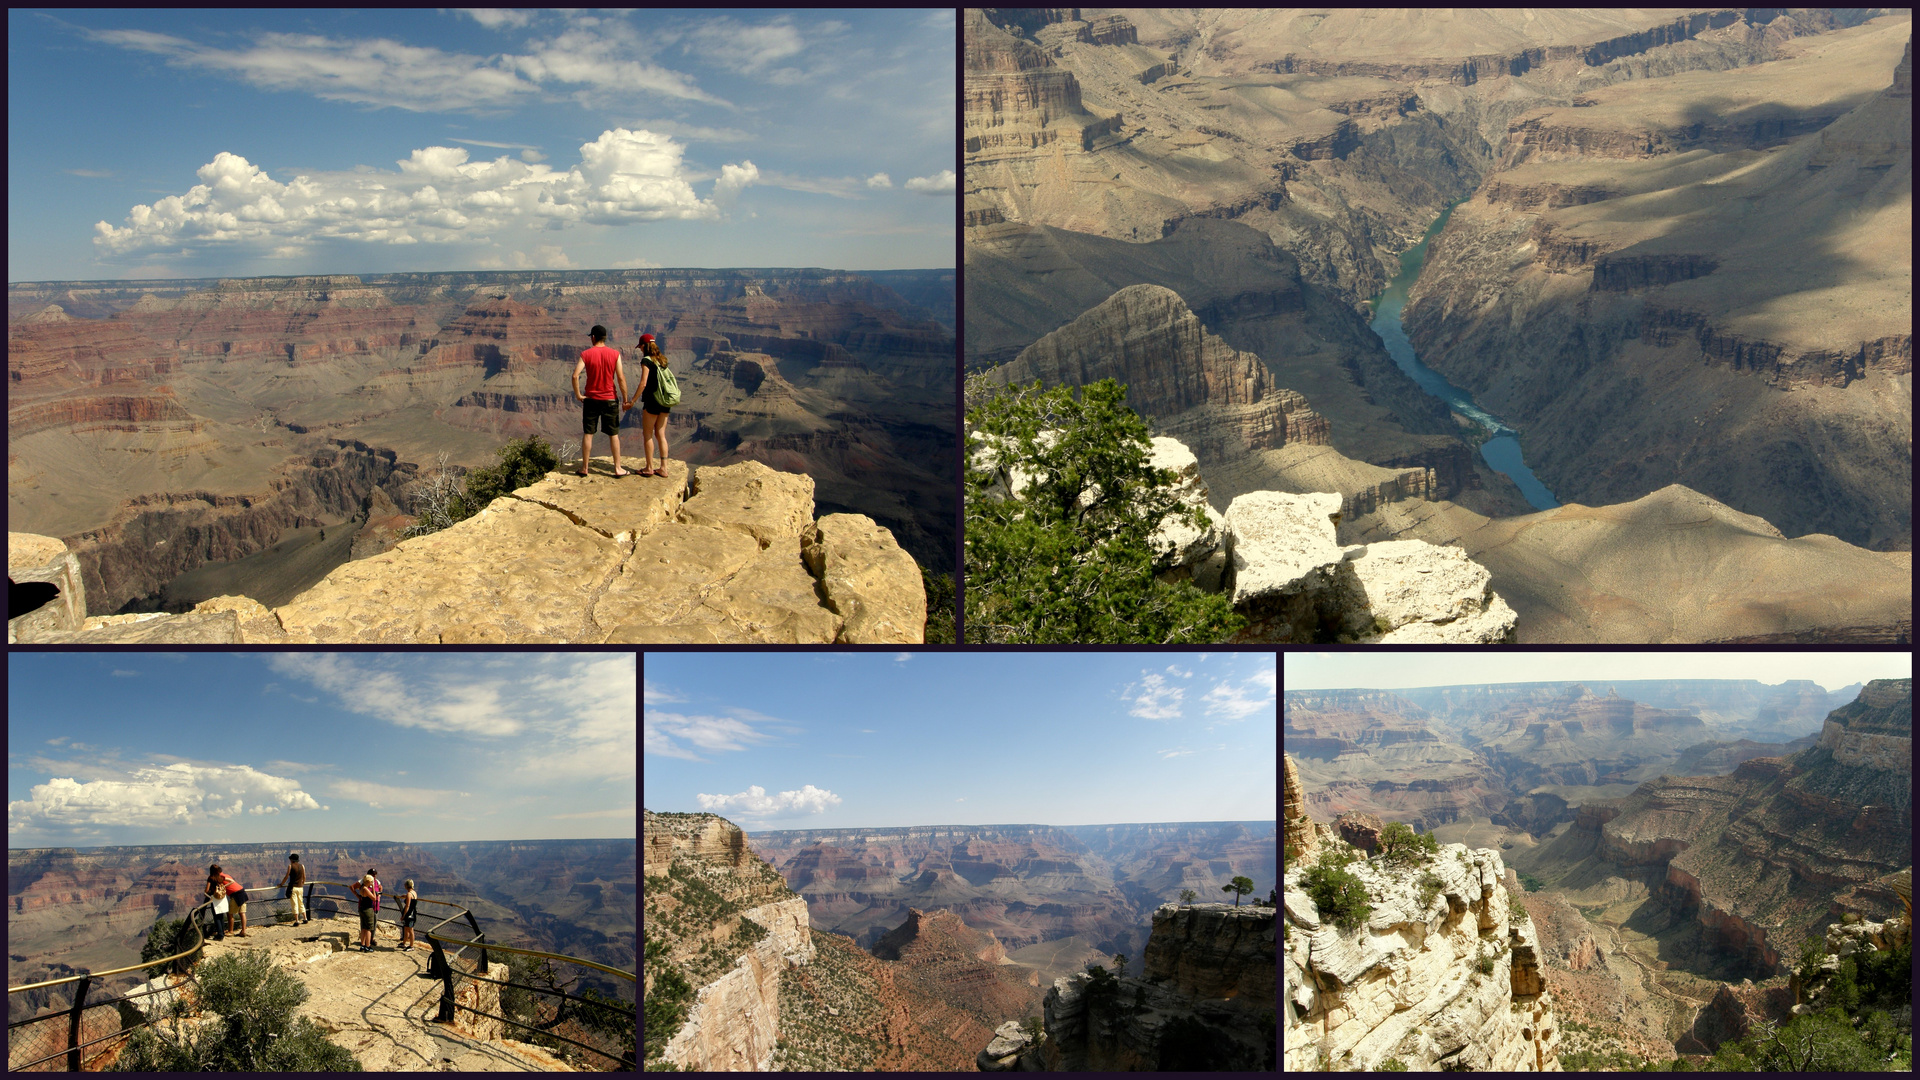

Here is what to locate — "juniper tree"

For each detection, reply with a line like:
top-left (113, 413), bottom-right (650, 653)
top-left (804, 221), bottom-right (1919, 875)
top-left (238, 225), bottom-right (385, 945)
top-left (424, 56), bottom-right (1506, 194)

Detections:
top-left (964, 377), bottom-right (1244, 644)
top-left (1222, 876), bottom-right (1255, 907)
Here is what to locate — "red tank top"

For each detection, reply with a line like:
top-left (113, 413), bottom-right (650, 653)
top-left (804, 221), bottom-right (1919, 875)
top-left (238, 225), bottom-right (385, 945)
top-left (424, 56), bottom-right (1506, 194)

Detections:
top-left (581, 345), bottom-right (621, 400)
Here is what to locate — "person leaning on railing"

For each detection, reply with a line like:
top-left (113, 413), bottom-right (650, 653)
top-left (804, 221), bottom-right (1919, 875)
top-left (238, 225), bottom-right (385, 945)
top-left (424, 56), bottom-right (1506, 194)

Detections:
top-left (277, 852), bottom-right (309, 925)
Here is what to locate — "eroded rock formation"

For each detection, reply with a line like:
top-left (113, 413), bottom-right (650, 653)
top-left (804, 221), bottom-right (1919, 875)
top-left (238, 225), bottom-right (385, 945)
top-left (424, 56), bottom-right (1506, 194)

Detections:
top-left (1283, 841), bottom-right (1560, 1071)
top-left (11, 459), bottom-right (923, 644)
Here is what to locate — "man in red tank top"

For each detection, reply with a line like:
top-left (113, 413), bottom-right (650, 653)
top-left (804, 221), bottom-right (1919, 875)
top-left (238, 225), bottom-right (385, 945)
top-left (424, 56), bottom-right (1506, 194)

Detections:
top-left (572, 325), bottom-right (633, 477)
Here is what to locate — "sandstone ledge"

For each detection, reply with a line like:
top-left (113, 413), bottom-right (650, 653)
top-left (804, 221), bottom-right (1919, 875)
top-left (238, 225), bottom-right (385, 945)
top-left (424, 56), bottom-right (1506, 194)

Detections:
top-left (10, 458), bottom-right (925, 644)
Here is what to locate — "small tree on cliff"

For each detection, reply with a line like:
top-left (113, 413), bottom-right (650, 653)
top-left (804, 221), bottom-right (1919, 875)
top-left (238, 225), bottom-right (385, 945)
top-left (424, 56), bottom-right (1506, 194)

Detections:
top-left (1376, 822), bottom-right (1438, 867)
top-left (1179, 888), bottom-right (1198, 904)
top-left (1221, 876), bottom-right (1255, 907)
top-left (405, 436), bottom-right (560, 537)
top-left (963, 377), bottom-right (1243, 644)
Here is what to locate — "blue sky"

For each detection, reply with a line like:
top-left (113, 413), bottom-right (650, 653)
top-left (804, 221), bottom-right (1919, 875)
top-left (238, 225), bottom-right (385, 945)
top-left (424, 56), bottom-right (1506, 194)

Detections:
top-left (643, 652), bottom-right (1277, 829)
top-left (7, 8), bottom-right (954, 282)
top-left (1284, 652), bottom-right (1912, 692)
top-left (7, 652), bottom-right (635, 847)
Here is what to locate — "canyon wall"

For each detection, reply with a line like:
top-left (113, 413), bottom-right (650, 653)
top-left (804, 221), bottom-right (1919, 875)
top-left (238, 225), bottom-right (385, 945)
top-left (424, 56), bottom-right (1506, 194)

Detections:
top-left (657, 897), bottom-right (815, 1072)
top-left (1283, 841), bottom-right (1560, 1071)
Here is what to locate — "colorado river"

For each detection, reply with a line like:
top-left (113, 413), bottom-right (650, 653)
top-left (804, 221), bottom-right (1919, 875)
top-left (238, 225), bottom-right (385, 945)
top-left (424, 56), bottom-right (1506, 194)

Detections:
top-left (1368, 203), bottom-right (1561, 510)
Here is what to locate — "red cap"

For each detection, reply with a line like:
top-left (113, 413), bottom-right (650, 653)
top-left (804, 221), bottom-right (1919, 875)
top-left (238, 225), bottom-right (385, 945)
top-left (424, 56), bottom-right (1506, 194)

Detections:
top-left (639, 333), bottom-right (655, 344)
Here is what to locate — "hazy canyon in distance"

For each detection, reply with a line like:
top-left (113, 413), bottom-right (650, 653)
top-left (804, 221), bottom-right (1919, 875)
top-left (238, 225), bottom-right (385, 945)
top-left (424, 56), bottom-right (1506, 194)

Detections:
top-left (965, 7), bottom-right (1911, 642)
top-left (749, 820), bottom-right (1276, 986)
top-left (6, 268), bottom-right (954, 615)
top-left (6, 838), bottom-right (637, 1019)
top-left (1285, 677), bottom-right (1912, 1068)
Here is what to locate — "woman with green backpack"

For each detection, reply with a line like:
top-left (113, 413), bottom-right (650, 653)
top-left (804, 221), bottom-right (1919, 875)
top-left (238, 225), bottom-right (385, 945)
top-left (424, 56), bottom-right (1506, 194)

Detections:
top-left (634, 332), bottom-right (679, 478)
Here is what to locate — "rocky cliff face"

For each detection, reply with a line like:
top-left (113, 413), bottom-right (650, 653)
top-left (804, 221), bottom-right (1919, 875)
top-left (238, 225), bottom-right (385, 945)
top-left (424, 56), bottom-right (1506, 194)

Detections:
top-left (986, 904), bottom-right (1274, 1071)
top-left (13, 458), bottom-right (923, 644)
top-left (643, 810), bottom-right (815, 1072)
top-left (1284, 841), bottom-right (1560, 1071)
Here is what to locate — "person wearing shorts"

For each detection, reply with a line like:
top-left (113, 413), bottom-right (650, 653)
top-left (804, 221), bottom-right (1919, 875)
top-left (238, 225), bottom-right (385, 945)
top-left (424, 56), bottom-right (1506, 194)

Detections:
top-left (572, 325), bottom-right (632, 477)
top-left (634, 333), bottom-right (672, 478)
top-left (399, 880), bottom-right (419, 951)
top-left (279, 853), bottom-right (307, 925)
top-left (354, 871), bottom-right (382, 951)
top-left (209, 864), bottom-right (248, 937)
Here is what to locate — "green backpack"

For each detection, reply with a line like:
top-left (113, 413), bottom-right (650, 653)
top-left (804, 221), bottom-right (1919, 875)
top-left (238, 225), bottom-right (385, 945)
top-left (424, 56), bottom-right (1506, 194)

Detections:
top-left (650, 357), bottom-right (681, 407)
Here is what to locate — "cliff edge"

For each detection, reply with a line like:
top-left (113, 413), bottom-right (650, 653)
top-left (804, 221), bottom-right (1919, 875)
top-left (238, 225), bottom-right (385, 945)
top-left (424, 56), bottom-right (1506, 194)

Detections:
top-left (9, 458), bottom-right (924, 644)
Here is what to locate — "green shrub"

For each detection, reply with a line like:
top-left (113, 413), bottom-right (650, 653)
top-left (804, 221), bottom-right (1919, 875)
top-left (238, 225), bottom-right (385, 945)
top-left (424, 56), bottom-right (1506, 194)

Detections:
top-left (921, 569), bottom-right (955, 643)
top-left (1378, 822), bottom-right (1439, 868)
top-left (407, 436), bottom-right (561, 536)
top-left (116, 950), bottom-right (359, 1072)
top-left (1300, 864), bottom-right (1373, 933)
top-left (1517, 871), bottom-right (1545, 892)
top-left (1417, 872), bottom-right (1443, 910)
top-left (644, 963), bottom-right (695, 1063)
top-left (1510, 902), bottom-right (1531, 924)
top-left (1473, 944), bottom-right (1495, 975)
top-left (1379, 1057), bottom-right (1409, 1070)
top-left (140, 916), bottom-right (195, 979)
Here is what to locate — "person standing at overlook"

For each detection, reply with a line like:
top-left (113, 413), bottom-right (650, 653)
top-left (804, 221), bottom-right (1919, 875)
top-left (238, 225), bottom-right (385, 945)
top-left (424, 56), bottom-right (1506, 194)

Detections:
top-left (352, 869), bottom-right (383, 952)
top-left (399, 879), bottom-right (418, 951)
top-left (572, 324), bottom-right (632, 478)
top-left (633, 332), bottom-right (674, 478)
top-left (277, 853), bottom-right (307, 926)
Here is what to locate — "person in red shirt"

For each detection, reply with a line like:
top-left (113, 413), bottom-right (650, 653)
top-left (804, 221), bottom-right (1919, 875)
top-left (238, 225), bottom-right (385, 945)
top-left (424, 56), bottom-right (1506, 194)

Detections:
top-left (571, 325), bottom-right (633, 477)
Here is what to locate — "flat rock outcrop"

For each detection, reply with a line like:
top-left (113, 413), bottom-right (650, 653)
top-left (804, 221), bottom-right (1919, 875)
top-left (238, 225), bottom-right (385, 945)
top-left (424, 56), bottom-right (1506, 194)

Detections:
top-left (1284, 841), bottom-right (1561, 1071)
top-left (12, 458), bottom-right (922, 644)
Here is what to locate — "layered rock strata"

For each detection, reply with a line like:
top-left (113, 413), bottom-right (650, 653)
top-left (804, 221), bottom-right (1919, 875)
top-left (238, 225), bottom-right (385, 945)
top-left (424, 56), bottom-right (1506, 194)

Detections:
top-left (12, 459), bottom-right (921, 644)
top-left (1283, 841), bottom-right (1560, 1071)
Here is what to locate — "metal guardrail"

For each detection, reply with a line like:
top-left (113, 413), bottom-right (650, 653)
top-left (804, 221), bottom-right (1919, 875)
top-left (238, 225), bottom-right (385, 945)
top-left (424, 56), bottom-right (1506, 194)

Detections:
top-left (7, 878), bottom-right (634, 1072)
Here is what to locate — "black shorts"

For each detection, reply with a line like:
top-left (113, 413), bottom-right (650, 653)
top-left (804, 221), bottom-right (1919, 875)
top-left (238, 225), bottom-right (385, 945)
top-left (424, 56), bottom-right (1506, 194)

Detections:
top-left (583, 397), bottom-right (621, 434)
top-left (229, 889), bottom-right (246, 907)
top-left (643, 400), bottom-right (671, 416)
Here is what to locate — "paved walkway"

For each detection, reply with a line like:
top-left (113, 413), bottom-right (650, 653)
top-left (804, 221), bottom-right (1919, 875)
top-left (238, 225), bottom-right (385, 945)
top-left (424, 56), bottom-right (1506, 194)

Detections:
top-left (197, 914), bottom-right (570, 1071)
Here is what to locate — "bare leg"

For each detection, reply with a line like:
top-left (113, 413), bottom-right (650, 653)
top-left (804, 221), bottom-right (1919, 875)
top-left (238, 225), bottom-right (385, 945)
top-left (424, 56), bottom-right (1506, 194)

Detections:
top-left (611, 434), bottom-right (627, 476)
top-left (653, 412), bottom-right (670, 469)
top-left (579, 433), bottom-right (592, 476)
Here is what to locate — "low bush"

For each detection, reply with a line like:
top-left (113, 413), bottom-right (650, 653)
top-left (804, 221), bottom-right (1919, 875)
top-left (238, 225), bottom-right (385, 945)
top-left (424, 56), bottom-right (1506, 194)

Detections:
top-left (1300, 864), bottom-right (1373, 933)
top-left (1377, 822), bottom-right (1439, 867)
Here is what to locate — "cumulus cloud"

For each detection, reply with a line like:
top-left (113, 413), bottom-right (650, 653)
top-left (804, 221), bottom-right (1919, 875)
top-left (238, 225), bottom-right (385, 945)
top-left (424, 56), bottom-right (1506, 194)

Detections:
top-left (1126, 672), bottom-right (1185, 720)
top-left (697, 784), bottom-right (841, 817)
top-left (904, 170), bottom-right (956, 194)
top-left (866, 173), bottom-right (893, 189)
top-left (94, 129), bottom-right (756, 258)
top-left (7, 763), bottom-right (321, 833)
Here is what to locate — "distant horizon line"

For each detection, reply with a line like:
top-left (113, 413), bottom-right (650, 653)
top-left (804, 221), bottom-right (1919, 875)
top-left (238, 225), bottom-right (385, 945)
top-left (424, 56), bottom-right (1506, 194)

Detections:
top-left (644, 815), bottom-right (1277, 832)
top-left (8, 266), bottom-right (955, 287)
top-left (8, 837), bottom-right (637, 852)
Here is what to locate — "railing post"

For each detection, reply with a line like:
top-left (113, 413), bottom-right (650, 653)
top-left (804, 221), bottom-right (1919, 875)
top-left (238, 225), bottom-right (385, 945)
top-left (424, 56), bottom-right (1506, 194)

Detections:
top-left (463, 910), bottom-right (489, 974)
top-left (429, 938), bottom-right (456, 1023)
top-left (67, 972), bottom-right (92, 1071)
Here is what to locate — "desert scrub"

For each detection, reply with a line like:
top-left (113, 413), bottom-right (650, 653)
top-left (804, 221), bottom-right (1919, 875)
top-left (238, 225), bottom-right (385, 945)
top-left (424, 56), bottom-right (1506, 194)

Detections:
top-left (1377, 822), bottom-right (1439, 868)
top-left (1510, 902), bottom-right (1530, 924)
top-left (1473, 944), bottom-right (1495, 975)
top-left (1417, 872), bottom-right (1444, 910)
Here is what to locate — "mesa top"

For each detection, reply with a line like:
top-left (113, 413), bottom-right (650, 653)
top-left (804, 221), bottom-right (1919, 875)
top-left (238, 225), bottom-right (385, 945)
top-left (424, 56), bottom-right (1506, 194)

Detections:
top-left (580, 345), bottom-right (621, 400)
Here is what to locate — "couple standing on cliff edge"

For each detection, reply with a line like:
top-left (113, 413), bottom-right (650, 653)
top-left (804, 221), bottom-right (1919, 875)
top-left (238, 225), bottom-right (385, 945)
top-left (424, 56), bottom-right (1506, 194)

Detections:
top-left (572, 324), bottom-right (674, 478)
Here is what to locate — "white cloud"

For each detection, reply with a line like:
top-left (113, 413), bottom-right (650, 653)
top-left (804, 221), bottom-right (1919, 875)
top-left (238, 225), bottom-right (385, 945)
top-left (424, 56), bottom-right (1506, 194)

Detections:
top-left (697, 784), bottom-right (841, 818)
top-left (611, 257), bottom-right (661, 269)
top-left (1166, 664), bottom-right (1192, 678)
top-left (682, 16), bottom-right (806, 74)
top-left (645, 711), bottom-right (775, 760)
top-left (521, 148), bottom-right (546, 163)
top-left (643, 678), bottom-right (685, 704)
top-left (894, 653), bottom-right (912, 662)
top-left (94, 129), bottom-right (756, 260)
top-left (83, 24), bottom-right (722, 113)
top-left (859, 729), bottom-right (876, 734)
top-left (460, 8), bottom-right (533, 30)
top-left (905, 170), bottom-right (956, 195)
top-left (1158, 748), bottom-right (1196, 759)
top-left (866, 173), bottom-right (893, 189)
top-left (956, 797), bottom-right (966, 802)
top-left (328, 778), bottom-right (463, 810)
top-left (266, 654), bottom-right (522, 736)
top-left (46, 737), bottom-right (68, 746)
top-left (1126, 672), bottom-right (1185, 720)
top-left (66, 168), bottom-right (114, 178)
top-left (249, 804), bottom-right (279, 815)
top-left (1202, 667), bottom-right (1278, 721)
top-left (7, 762), bottom-right (321, 833)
